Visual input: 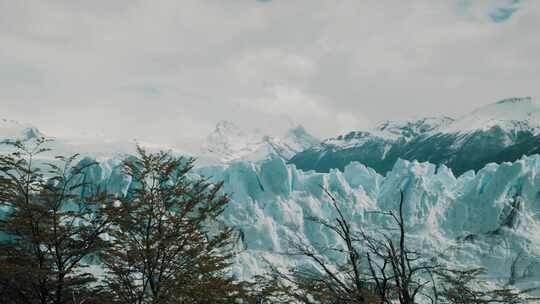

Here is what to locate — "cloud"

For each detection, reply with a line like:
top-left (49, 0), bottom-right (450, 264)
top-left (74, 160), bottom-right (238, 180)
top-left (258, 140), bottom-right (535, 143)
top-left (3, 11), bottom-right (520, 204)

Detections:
top-left (0, 0), bottom-right (539, 151)
top-left (0, 63), bottom-right (42, 86)
top-left (246, 84), bottom-right (368, 137)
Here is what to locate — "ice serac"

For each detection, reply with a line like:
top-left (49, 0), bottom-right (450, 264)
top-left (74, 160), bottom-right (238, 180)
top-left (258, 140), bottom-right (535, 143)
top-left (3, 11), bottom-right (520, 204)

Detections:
top-left (143, 156), bottom-right (540, 293)
top-left (290, 97), bottom-right (540, 176)
top-left (205, 156), bottom-right (540, 294)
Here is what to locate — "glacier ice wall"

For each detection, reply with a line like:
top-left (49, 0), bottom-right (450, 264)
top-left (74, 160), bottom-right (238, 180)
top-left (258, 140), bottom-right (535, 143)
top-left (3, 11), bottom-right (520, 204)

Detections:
top-left (81, 154), bottom-right (540, 292)
top-left (199, 156), bottom-right (540, 291)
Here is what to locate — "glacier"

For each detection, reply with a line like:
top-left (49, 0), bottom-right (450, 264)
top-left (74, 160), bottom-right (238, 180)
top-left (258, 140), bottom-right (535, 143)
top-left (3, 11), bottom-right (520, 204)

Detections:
top-left (2, 99), bottom-right (540, 296)
top-left (80, 153), bottom-right (540, 294)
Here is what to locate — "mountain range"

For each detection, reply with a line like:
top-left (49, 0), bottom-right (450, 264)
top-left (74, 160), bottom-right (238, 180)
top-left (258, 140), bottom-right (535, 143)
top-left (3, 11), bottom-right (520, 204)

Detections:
top-left (4, 97), bottom-right (540, 177)
top-left (290, 97), bottom-right (540, 176)
top-left (198, 120), bottom-right (319, 165)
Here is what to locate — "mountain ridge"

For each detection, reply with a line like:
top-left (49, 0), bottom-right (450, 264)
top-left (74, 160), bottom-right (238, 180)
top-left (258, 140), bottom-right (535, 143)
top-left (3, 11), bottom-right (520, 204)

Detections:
top-left (290, 97), bottom-right (540, 176)
top-left (199, 120), bottom-right (320, 165)
top-left (0, 118), bottom-right (44, 142)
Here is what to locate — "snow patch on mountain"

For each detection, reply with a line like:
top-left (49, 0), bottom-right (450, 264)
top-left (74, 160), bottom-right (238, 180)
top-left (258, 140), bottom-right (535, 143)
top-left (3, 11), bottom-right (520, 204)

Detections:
top-left (441, 97), bottom-right (540, 135)
top-left (322, 116), bottom-right (454, 149)
top-left (372, 116), bottom-right (455, 140)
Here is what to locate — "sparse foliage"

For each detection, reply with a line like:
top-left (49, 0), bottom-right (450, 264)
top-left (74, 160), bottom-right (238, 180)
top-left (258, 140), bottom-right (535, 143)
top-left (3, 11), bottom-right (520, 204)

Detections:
top-left (361, 191), bottom-right (436, 304)
top-left (100, 146), bottom-right (246, 304)
top-left (434, 267), bottom-right (534, 304)
top-left (0, 138), bottom-right (113, 304)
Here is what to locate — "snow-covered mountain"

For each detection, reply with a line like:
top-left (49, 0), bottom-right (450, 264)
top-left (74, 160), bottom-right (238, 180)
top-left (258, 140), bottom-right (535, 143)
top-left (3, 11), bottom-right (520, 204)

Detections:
top-left (441, 97), bottom-right (540, 134)
top-left (321, 116), bottom-right (454, 149)
top-left (290, 97), bottom-right (540, 176)
top-left (0, 118), bottom-right (44, 142)
top-left (0, 118), bottom-right (192, 160)
top-left (0, 118), bottom-right (319, 165)
top-left (199, 120), bottom-right (319, 165)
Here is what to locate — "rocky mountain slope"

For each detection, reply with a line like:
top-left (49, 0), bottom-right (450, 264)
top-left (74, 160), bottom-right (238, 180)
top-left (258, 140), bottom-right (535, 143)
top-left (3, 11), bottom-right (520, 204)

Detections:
top-left (290, 97), bottom-right (540, 176)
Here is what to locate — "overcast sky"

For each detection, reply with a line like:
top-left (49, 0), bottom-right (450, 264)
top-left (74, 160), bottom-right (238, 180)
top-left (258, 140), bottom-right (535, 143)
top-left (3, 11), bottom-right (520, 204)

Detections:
top-left (1, 0), bottom-right (539, 149)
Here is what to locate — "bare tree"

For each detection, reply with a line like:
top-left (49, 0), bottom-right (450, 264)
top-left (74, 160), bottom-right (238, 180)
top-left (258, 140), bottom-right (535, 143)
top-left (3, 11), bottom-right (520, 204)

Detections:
top-left (262, 186), bottom-right (380, 303)
top-left (263, 187), bottom-right (536, 304)
top-left (361, 191), bottom-right (437, 304)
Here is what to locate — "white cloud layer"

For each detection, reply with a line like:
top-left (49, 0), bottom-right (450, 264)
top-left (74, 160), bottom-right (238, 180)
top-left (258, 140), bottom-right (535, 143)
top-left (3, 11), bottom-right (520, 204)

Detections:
top-left (1, 0), bottom-right (539, 149)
